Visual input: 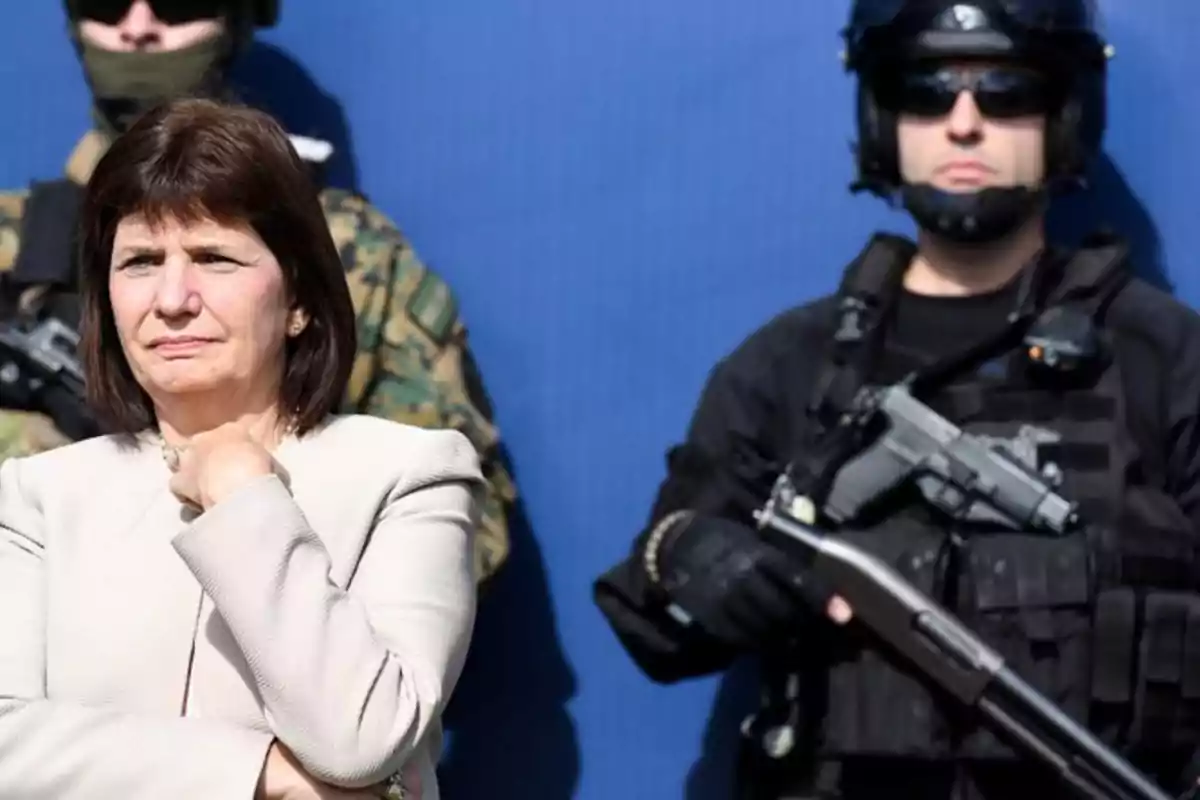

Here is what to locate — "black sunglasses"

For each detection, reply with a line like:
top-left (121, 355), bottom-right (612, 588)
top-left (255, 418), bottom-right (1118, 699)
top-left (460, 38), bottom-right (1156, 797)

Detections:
top-left (877, 66), bottom-right (1060, 120)
top-left (73, 0), bottom-right (230, 26)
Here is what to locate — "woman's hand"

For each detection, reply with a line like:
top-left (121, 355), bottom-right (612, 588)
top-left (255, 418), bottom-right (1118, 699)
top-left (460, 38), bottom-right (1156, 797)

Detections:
top-left (256, 742), bottom-right (390, 800)
top-left (167, 423), bottom-right (277, 511)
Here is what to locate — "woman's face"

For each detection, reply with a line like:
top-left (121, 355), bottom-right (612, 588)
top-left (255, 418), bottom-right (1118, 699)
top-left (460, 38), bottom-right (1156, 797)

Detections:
top-left (108, 212), bottom-right (305, 410)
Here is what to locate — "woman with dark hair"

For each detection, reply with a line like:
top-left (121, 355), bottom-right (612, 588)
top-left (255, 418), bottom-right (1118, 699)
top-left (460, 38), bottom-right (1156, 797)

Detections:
top-left (0, 97), bottom-right (481, 800)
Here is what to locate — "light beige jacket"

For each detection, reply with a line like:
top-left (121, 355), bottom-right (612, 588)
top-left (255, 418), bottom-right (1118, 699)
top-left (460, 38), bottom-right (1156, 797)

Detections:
top-left (0, 414), bottom-right (483, 800)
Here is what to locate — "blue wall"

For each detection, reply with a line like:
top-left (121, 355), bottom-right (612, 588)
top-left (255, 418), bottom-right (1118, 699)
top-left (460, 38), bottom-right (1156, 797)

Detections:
top-left (1, 1), bottom-right (1197, 798)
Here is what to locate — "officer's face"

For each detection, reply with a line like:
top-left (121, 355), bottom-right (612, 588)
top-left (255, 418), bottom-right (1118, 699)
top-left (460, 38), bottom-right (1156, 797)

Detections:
top-left (108, 213), bottom-right (302, 409)
top-left (892, 62), bottom-right (1050, 193)
top-left (76, 0), bottom-right (224, 52)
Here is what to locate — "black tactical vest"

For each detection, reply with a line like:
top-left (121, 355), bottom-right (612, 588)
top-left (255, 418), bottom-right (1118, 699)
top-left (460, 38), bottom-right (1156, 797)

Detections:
top-left (0, 179), bottom-right (101, 440)
top-left (9, 179), bottom-right (86, 295)
top-left (741, 234), bottom-right (1200, 796)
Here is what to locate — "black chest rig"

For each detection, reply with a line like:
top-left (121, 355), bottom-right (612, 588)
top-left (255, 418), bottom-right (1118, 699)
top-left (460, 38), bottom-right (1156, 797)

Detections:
top-left (0, 178), bottom-right (100, 441)
top-left (740, 234), bottom-right (1200, 796)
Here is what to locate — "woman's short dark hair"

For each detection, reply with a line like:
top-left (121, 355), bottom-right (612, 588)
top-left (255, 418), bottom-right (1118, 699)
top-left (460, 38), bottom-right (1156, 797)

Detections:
top-left (78, 97), bottom-right (357, 436)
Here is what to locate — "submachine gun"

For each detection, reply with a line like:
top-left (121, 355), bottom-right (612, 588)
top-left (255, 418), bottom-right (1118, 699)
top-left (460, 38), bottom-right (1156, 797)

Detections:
top-left (0, 315), bottom-right (100, 441)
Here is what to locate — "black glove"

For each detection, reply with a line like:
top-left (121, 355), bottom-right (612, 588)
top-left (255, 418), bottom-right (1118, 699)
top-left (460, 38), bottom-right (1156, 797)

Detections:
top-left (650, 512), bottom-right (832, 651)
top-left (1176, 750), bottom-right (1200, 800)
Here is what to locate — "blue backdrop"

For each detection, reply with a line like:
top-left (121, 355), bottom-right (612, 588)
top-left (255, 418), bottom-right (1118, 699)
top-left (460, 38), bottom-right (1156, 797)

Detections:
top-left (1, 1), bottom-right (1197, 798)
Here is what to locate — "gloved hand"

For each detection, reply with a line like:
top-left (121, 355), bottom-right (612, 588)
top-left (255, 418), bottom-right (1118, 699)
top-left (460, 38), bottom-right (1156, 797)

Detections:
top-left (649, 512), bottom-right (840, 651)
top-left (1176, 749), bottom-right (1200, 800)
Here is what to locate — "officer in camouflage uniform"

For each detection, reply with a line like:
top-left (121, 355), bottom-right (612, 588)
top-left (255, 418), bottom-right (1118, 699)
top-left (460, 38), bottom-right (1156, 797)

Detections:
top-left (0, 0), bottom-right (514, 587)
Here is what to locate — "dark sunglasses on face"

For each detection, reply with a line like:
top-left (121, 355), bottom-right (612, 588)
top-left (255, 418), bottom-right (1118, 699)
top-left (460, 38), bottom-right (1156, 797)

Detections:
top-left (877, 66), bottom-right (1060, 120)
top-left (73, 0), bottom-right (229, 26)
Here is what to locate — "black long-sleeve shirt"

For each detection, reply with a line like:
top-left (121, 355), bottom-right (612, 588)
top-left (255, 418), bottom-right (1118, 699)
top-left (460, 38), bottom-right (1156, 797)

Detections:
top-left (595, 271), bottom-right (1200, 685)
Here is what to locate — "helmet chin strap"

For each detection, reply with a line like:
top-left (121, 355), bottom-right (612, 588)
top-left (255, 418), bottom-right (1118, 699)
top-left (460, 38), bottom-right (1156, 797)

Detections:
top-left (900, 183), bottom-right (1045, 245)
top-left (901, 116), bottom-right (1050, 245)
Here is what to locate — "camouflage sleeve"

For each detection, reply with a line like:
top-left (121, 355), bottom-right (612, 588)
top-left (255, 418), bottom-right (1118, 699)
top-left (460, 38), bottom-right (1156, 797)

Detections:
top-left (320, 189), bottom-right (515, 588)
top-left (0, 190), bottom-right (73, 462)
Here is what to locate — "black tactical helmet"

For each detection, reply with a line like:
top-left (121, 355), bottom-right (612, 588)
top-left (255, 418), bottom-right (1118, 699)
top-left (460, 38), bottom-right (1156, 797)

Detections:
top-left (842, 0), bottom-right (1110, 197)
top-left (63, 0), bottom-right (277, 28)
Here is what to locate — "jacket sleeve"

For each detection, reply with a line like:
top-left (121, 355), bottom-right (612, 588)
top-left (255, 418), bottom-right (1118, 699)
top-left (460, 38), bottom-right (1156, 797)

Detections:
top-left (359, 269), bottom-right (515, 591)
top-left (171, 429), bottom-right (483, 789)
top-left (1163, 315), bottom-right (1200, 533)
top-left (594, 349), bottom-right (788, 684)
top-left (325, 188), bottom-right (515, 590)
top-left (0, 458), bottom-right (274, 800)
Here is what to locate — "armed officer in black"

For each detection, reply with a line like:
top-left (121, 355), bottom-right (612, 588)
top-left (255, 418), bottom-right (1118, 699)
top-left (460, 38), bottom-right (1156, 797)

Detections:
top-left (594, 2), bottom-right (1200, 799)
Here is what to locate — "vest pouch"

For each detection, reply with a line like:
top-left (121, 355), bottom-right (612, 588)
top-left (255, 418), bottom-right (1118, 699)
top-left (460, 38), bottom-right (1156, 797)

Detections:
top-left (955, 531), bottom-right (1095, 759)
top-left (1088, 587), bottom-right (1138, 746)
top-left (1127, 591), bottom-right (1200, 754)
top-left (820, 523), bottom-right (955, 759)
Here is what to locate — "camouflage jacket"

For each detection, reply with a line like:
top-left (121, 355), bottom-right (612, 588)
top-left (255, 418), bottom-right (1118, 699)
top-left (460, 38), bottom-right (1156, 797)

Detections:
top-left (0, 131), bottom-right (514, 587)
